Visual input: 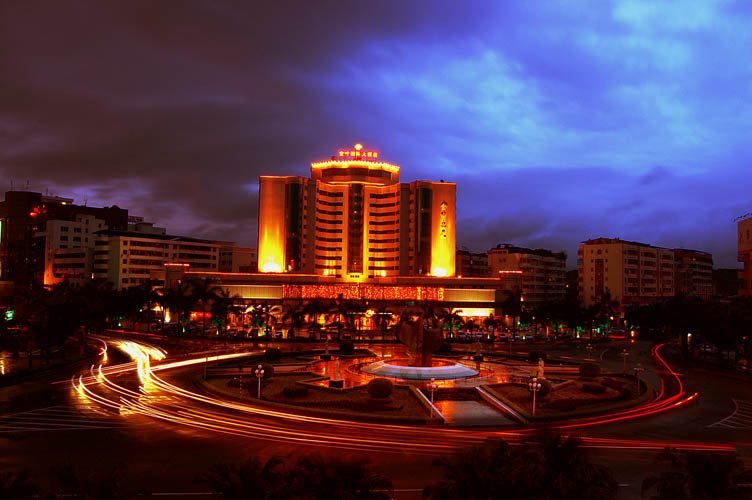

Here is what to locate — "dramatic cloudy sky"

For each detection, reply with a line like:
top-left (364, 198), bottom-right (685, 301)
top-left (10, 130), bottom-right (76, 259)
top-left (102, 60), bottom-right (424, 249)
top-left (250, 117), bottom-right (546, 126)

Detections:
top-left (1, 1), bottom-right (750, 268)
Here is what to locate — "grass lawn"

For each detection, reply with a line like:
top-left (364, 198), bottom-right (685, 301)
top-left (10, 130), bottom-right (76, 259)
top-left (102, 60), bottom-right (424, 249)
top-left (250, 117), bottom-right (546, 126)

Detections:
top-left (202, 372), bottom-right (432, 422)
top-left (487, 375), bottom-right (643, 419)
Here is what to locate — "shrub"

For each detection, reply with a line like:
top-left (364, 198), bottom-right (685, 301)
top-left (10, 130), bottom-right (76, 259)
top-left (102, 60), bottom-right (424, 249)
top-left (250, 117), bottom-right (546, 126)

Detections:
top-left (438, 342), bottom-right (453, 354)
top-left (579, 362), bottom-right (601, 379)
top-left (582, 382), bottom-right (607, 394)
top-left (338, 340), bottom-right (354, 355)
top-left (264, 348), bottom-right (282, 362)
top-left (282, 385), bottom-right (308, 398)
top-left (537, 378), bottom-right (554, 398)
top-left (528, 350), bottom-right (547, 362)
top-left (367, 378), bottom-right (394, 399)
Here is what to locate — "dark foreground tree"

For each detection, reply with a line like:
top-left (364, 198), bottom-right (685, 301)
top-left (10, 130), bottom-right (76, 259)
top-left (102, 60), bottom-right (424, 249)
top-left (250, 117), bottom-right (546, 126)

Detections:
top-left (423, 435), bottom-right (617, 500)
top-left (0, 469), bottom-right (37, 500)
top-left (642, 447), bottom-right (752, 500)
top-left (203, 456), bottom-right (285, 500)
top-left (202, 454), bottom-right (392, 500)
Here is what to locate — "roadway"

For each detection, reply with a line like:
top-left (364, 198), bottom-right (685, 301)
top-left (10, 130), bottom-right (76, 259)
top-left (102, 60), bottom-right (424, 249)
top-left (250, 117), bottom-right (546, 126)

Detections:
top-left (1, 336), bottom-right (750, 499)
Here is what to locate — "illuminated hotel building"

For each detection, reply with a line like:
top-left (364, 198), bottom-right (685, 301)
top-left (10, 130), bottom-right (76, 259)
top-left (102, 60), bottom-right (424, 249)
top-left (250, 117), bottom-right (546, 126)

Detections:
top-left (258, 145), bottom-right (456, 280)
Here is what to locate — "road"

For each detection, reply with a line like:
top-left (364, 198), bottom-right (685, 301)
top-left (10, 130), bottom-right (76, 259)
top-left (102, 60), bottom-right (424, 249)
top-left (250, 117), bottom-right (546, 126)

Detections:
top-left (1, 336), bottom-right (749, 499)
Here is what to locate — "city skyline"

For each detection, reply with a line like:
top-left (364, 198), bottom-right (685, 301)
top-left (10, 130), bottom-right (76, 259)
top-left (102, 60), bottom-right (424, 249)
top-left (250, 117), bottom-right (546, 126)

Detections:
top-left (1, 2), bottom-right (750, 268)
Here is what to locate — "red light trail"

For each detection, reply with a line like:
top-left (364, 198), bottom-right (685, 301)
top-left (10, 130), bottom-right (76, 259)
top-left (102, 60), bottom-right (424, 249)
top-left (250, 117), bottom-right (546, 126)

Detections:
top-left (71, 338), bottom-right (732, 455)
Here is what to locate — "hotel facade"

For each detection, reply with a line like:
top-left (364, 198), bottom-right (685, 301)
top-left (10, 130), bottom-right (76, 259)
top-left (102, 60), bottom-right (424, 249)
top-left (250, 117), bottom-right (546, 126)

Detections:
top-left (154, 145), bottom-right (506, 320)
top-left (258, 145), bottom-right (456, 280)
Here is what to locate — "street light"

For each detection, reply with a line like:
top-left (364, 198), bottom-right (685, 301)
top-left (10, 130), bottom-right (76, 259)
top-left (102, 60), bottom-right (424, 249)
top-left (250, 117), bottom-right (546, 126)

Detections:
top-left (586, 343), bottom-right (594, 360)
top-left (254, 364), bottom-right (264, 399)
top-left (528, 377), bottom-right (542, 417)
top-left (426, 377), bottom-right (438, 417)
top-left (633, 362), bottom-right (644, 392)
top-left (620, 348), bottom-right (630, 375)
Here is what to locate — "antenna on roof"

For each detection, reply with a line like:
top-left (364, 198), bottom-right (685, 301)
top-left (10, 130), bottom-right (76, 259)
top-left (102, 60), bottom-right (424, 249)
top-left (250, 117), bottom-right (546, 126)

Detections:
top-left (83, 198), bottom-right (88, 206)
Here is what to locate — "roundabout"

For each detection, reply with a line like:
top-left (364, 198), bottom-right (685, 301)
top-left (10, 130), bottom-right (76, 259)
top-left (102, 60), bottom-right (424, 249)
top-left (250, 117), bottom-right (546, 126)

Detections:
top-left (68, 335), bottom-right (724, 456)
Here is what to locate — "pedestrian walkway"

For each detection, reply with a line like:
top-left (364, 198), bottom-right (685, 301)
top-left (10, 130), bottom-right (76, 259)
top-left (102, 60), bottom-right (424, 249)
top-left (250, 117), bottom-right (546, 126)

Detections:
top-left (433, 400), bottom-right (517, 426)
top-left (708, 399), bottom-right (752, 429)
top-left (0, 404), bottom-right (122, 433)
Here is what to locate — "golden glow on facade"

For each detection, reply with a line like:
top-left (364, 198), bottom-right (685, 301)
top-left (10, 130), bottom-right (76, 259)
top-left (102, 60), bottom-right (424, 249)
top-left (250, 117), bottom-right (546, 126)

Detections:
top-left (257, 177), bottom-right (286, 273)
top-left (282, 284), bottom-right (444, 301)
top-left (430, 184), bottom-right (456, 277)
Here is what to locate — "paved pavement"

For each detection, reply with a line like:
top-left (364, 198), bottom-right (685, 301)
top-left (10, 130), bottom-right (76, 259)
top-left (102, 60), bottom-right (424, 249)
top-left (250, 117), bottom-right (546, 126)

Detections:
top-left (1, 337), bottom-right (750, 500)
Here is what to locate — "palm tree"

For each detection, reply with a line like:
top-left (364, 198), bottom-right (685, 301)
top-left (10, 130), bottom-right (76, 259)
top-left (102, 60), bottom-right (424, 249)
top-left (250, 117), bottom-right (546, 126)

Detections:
top-left (202, 456), bottom-right (285, 500)
top-left (375, 304), bottom-right (394, 343)
top-left (286, 454), bottom-right (392, 500)
top-left (188, 278), bottom-right (221, 335)
top-left (281, 305), bottom-right (306, 339)
top-left (211, 288), bottom-right (241, 334)
top-left (75, 278), bottom-right (114, 352)
top-left (303, 299), bottom-right (327, 339)
top-left (501, 292), bottom-right (523, 337)
top-left (424, 435), bottom-right (617, 500)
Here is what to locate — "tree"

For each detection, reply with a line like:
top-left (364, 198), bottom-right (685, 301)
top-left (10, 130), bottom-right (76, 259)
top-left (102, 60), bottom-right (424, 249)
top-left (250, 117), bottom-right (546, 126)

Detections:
top-left (282, 304), bottom-right (306, 339)
top-left (203, 456), bottom-right (285, 500)
top-left (375, 304), bottom-right (394, 343)
top-left (202, 454), bottom-right (391, 500)
top-left (0, 469), bottom-right (37, 500)
top-left (286, 454), bottom-right (391, 500)
top-left (211, 288), bottom-right (241, 334)
top-left (642, 447), bottom-right (752, 500)
top-left (424, 435), bottom-right (617, 500)
top-left (188, 278), bottom-right (221, 335)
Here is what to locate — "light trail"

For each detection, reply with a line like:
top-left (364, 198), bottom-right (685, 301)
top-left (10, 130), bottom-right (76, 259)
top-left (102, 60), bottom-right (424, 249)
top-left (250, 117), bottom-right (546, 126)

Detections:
top-left (72, 339), bottom-right (730, 455)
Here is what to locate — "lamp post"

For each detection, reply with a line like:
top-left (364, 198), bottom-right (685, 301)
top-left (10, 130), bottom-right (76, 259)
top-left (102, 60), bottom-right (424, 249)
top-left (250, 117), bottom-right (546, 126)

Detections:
top-left (633, 362), bottom-right (644, 392)
top-left (426, 377), bottom-right (438, 417)
top-left (254, 364), bottom-right (264, 399)
top-left (586, 343), bottom-right (594, 360)
top-left (528, 377), bottom-right (541, 417)
top-left (620, 348), bottom-right (629, 375)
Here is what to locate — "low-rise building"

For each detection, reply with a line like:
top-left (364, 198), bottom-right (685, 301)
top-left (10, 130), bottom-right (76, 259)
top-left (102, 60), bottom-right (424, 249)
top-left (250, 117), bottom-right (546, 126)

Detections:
top-left (93, 230), bottom-right (221, 288)
top-left (674, 249), bottom-right (713, 299)
top-left (738, 215), bottom-right (752, 297)
top-left (487, 244), bottom-right (566, 304)
top-left (455, 249), bottom-right (488, 277)
top-left (220, 245), bottom-right (257, 273)
top-left (578, 238), bottom-right (675, 308)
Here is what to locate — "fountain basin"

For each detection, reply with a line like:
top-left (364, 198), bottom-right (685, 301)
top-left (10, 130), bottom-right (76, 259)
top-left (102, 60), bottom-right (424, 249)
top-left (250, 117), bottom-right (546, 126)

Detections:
top-left (361, 359), bottom-right (479, 380)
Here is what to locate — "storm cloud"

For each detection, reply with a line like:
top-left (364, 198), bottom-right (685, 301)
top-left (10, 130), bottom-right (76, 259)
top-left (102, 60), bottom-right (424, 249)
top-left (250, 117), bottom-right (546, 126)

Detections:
top-left (1, 1), bottom-right (750, 267)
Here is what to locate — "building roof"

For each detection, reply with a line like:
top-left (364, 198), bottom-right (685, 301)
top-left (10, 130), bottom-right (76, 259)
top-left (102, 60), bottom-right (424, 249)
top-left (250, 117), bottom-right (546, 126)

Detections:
top-left (489, 243), bottom-right (566, 260)
top-left (94, 229), bottom-right (219, 244)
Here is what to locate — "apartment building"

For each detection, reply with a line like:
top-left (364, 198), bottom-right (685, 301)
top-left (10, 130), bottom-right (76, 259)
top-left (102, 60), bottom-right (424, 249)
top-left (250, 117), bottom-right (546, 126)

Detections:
top-left (93, 230), bottom-right (220, 288)
top-left (487, 244), bottom-right (566, 304)
top-left (739, 215), bottom-right (752, 297)
top-left (674, 249), bottom-right (713, 298)
top-left (41, 214), bottom-right (106, 286)
top-left (578, 238), bottom-right (675, 308)
top-left (455, 249), bottom-right (489, 277)
top-left (219, 245), bottom-right (257, 273)
top-left (258, 145), bottom-right (456, 280)
top-left (0, 190), bottom-right (128, 286)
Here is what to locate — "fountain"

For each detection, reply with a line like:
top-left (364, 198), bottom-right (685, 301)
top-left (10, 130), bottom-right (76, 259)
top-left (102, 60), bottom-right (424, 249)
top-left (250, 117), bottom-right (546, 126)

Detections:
top-left (361, 313), bottom-right (479, 380)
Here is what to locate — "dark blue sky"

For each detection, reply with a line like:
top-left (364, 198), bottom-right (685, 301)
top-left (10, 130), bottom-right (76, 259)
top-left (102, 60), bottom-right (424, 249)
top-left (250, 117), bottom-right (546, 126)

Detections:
top-left (1, 1), bottom-right (750, 268)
